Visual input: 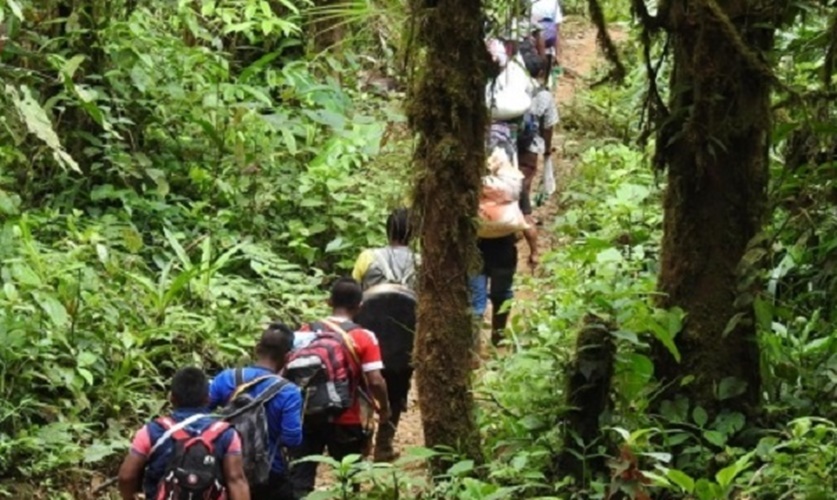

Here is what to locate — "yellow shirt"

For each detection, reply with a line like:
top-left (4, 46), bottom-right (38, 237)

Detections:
top-left (352, 249), bottom-right (377, 284)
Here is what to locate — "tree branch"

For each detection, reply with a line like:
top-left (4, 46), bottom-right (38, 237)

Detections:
top-left (587, 0), bottom-right (626, 82)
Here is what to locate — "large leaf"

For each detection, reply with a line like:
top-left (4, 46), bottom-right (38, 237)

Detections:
top-left (5, 85), bottom-right (80, 172)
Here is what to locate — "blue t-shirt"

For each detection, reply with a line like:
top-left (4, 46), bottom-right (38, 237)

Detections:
top-left (208, 366), bottom-right (303, 473)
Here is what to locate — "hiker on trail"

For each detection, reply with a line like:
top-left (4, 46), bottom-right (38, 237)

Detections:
top-left (352, 207), bottom-right (418, 462)
top-left (517, 52), bottom-right (559, 202)
top-left (286, 278), bottom-right (391, 497)
top-left (473, 195), bottom-right (539, 346)
top-left (474, 129), bottom-right (539, 347)
top-left (208, 323), bottom-right (302, 500)
top-left (529, 0), bottom-right (563, 76)
top-left (352, 208), bottom-right (418, 291)
top-left (117, 367), bottom-right (250, 500)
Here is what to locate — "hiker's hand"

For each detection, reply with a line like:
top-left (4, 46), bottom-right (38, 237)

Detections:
top-left (378, 407), bottom-right (392, 424)
top-left (528, 251), bottom-right (539, 271)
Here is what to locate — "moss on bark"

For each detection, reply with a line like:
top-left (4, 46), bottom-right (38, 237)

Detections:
top-left (406, 0), bottom-right (489, 469)
top-left (652, 0), bottom-right (776, 413)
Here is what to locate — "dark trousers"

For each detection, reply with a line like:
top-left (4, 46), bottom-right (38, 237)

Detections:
top-left (251, 471), bottom-right (295, 500)
top-left (289, 421), bottom-right (367, 498)
top-left (383, 368), bottom-right (412, 427)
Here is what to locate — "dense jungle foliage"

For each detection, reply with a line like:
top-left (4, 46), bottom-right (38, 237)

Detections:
top-left (2, 0), bottom-right (837, 498)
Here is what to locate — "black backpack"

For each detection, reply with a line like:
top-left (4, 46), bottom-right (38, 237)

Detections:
top-left (154, 418), bottom-right (229, 500)
top-left (517, 111), bottom-right (540, 153)
top-left (220, 369), bottom-right (289, 487)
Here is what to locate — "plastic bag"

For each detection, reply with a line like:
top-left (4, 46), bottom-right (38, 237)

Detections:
top-left (478, 148), bottom-right (530, 238)
top-left (543, 157), bottom-right (556, 195)
top-left (486, 60), bottom-right (533, 120)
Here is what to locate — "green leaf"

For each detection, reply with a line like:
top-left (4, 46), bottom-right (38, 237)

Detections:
top-left (7, 0), bottom-right (23, 20)
top-left (324, 237), bottom-right (346, 253)
top-left (447, 459), bottom-right (475, 476)
top-left (164, 228), bottom-right (192, 270)
top-left (77, 351), bottom-right (97, 368)
top-left (5, 85), bottom-right (80, 172)
top-left (33, 292), bottom-right (69, 328)
top-left (595, 247), bottom-right (622, 264)
top-left (703, 430), bottom-right (726, 447)
top-left (77, 367), bottom-right (94, 386)
top-left (717, 377), bottom-right (747, 400)
top-left (753, 296), bottom-right (772, 331)
top-left (666, 468), bottom-right (695, 493)
top-left (282, 128), bottom-right (298, 154)
top-left (693, 406), bottom-right (708, 428)
top-left (61, 55), bottom-right (86, 80)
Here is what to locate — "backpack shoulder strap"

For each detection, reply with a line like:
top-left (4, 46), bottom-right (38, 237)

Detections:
top-left (234, 367), bottom-right (244, 388)
top-left (230, 374), bottom-right (277, 401)
top-left (253, 378), bottom-right (290, 406)
top-left (319, 319), bottom-right (361, 367)
top-left (373, 248), bottom-right (398, 283)
top-left (150, 413), bottom-right (206, 455)
top-left (198, 420), bottom-right (231, 447)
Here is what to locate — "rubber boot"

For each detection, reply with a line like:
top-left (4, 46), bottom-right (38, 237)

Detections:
top-left (374, 422), bottom-right (398, 462)
top-left (491, 310), bottom-right (509, 347)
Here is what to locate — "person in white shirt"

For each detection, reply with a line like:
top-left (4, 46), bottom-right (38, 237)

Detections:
top-left (528, 0), bottom-right (563, 76)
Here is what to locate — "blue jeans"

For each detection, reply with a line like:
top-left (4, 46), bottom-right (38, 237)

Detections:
top-left (469, 269), bottom-right (515, 318)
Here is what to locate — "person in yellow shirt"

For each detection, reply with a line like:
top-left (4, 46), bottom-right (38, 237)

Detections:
top-left (351, 208), bottom-right (418, 461)
top-left (352, 208), bottom-right (417, 290)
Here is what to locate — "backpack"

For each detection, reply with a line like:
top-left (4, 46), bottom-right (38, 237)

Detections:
top-left (361, 247), bottom-right (417, 291)
top-left (517, 111), bottom-right (539, 154)
top-left (284, 320), bottom-right (362, 418)
top-left (219, 369), bottom-right (289, 487)
top-left (153, 417), bottom-right (229, 500)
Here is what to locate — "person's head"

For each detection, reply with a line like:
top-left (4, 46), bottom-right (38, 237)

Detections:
top-left (523, 52), bottom-right (546, 79)
top-left (328, 277), bottom-right (363, 317)
top-left (386, 208), bottom-right (413, 245)
top-left (169, 366), bottom-right (210, 409)
top-left (255, 322), bottom-right (295, 370)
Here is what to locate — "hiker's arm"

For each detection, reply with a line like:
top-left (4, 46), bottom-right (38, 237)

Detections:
top-left (523, 225), bottom-right (539, 269)
top-left (543, 125), bottom-right (554, 160)
top-left (223, 454), bottom-right (251, 500)
top-left (118, 427), bottom-right (151, 499)
top-left (280, 386), bottom-right (304, 447)
top-left (117, 453), bottom-right (146, 500)
top-left (366, 369), bottom-right (391, 422)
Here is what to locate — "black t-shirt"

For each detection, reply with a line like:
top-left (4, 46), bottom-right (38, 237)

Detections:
top-left (477, 189), bottom-right (530, 271)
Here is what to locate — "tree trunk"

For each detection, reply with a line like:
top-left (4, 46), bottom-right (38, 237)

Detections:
top-left (407, 0), bottom-right (488, 468)
top-left (653, 0), bottom-right (776, 412)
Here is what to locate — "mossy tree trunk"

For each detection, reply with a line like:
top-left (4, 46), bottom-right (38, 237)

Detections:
top-left (651, 0), bottom-right (777, 412)
top-left (407, 0), bottom-right (488, 467)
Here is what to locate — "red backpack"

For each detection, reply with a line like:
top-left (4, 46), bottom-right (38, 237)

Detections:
top-left (154, 418), bottom-right (230, 500)
top-left (284, 320), bottom-right (361, 418)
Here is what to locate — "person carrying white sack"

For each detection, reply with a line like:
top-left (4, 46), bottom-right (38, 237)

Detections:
top-left (517, 51), bottom-right (559, 205)
top-left (472, 146), bottom-right (538, 348)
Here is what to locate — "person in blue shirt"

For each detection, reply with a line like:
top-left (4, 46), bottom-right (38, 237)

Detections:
top-left (209, 323), bottom-right (303, 500)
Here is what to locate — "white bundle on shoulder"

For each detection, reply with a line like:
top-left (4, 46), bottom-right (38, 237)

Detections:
top-left (478, 148), bottom-right (530, 238)
top-left (486, 57), bottom-right (533, 121)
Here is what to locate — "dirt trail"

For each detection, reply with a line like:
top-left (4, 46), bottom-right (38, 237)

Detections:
top-left (313, 21), bottom-right (604, 492)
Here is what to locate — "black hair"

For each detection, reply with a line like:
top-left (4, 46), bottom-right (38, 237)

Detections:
top-left (523, 52), bottom-right (546, 78)
top-left (256, 322), bottom-right (295, 364)
top-left (386, 208), bottom-right (413, 244)
top-left (170, 366), bottom-right (209, 409)
top-left (330, 277), bottom-right (363, 310)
